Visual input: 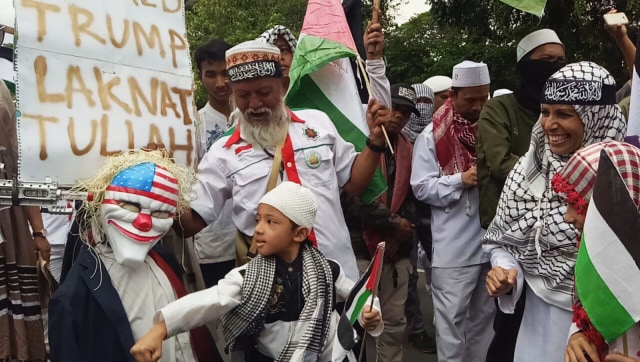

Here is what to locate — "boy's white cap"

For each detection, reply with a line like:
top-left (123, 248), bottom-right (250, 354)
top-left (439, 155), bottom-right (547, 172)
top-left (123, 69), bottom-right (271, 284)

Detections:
top-left (259, 181), bottom-right (318, 228)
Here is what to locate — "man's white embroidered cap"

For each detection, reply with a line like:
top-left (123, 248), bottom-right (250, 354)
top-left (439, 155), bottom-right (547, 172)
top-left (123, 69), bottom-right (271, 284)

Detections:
top-left (516, 29), bottom-right (564, 62)
top-left (423, 75), bottom-right (452, 93)
top-left (225, 39), bottom-right (282, 82)
top-left (259, 181), bottom-right (318, 229)
top-left (452, 61), bottom-right (490, 87)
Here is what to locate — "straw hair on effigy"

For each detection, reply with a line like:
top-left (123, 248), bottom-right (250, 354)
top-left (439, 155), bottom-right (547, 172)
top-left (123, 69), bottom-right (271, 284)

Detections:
top-left (71, 149), bottom-right (195, 237)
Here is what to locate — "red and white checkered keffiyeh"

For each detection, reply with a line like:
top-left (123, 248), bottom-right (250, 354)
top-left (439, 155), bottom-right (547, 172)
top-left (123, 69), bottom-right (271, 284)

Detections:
top-left (432, 99), bottom-right (478, 175)
top-left (552, 141), bottom-right (640, 215)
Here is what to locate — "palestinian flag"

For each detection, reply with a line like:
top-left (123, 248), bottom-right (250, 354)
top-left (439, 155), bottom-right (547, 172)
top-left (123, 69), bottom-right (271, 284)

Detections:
top-left (499, 0), bottom-right (546, 16)
top-left (0, 46), bottom-right (15, 95)
top-left (286, 0), bottom-right (386, 204)
top-left (627, 33), bottom-right (640, 138)
top-left (576, 150), bottom-right (640, 342)
top-left (332, 242), bottom-right (385, 362)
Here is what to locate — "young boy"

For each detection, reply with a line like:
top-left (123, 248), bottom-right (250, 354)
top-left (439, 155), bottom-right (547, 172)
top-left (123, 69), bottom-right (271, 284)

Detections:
top-left (131, 181), bottom-right (383, 362)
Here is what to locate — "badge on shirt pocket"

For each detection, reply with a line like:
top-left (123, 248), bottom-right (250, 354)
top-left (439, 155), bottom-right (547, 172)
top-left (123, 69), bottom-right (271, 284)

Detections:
top-left (305, 150), bottom-right (322, 169)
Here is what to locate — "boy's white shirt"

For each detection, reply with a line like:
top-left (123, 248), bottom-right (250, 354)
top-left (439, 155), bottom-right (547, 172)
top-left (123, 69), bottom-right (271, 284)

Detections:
top-left (156, 261), bottom-right (383, 361)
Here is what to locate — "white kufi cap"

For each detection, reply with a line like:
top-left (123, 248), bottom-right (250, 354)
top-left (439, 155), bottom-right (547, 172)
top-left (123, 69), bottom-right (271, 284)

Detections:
top-left (493, 88), bottom-right (513, 97)
top-left (259, 181), bottom-right (318, 229)
top-left (423, 75), bottom-right (452, 93)
top-left (452, 61), bottom-right (490, 87)
top-left (516, 29), bottom-right (563, 62)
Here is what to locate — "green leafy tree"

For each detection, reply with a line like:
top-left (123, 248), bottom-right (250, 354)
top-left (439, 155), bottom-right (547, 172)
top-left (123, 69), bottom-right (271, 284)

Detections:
top-left (185, 0), bottom-right (307, 107)
top-left (384, 12), bottom-right (499, 85)
top-left (413, 0), bottom-right (639, 89)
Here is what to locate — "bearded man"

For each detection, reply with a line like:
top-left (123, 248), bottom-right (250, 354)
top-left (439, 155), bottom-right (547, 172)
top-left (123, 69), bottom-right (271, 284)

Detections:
top-left (174, 40), bottom-right (388, 281)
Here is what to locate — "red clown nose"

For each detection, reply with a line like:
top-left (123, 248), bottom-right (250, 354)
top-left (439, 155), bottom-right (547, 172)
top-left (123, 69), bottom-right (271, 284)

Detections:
top-left (133, 213), bottom-right (153, 232)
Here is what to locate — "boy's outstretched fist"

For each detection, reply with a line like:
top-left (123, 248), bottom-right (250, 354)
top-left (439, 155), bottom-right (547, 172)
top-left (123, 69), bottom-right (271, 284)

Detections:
top-left (361, 305), bottom-right (382, 332)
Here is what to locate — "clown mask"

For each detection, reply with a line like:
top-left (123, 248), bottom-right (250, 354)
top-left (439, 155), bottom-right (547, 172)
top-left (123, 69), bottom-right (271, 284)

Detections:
top-left (100, 162), bottom-right (178, 267)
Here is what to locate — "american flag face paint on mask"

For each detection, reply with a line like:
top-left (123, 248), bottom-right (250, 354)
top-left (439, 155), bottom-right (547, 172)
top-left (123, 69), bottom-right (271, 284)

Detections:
top-left (100, 162), bottom-right (179, 266)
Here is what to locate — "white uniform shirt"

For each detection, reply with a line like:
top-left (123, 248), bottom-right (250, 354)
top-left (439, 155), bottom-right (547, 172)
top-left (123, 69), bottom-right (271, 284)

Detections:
top-left (191, 109), bottom-right (360, 280)
top-left (194, 104), bottom-right (236, 264)
top-left (410, 124), bottom-right (488, 268)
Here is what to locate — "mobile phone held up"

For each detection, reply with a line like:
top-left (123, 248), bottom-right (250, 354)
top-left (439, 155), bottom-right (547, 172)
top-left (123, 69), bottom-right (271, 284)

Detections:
top-left (604, 12), bottom-right (629, 26)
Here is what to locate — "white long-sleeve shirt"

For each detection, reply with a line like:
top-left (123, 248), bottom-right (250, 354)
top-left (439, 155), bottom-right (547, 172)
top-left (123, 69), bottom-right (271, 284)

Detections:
top-left (365, 59), bottom-right (391, 109)
top-left (410, 124), bottom-right (488, 268)
top-left (156, 261), bottom-right (383, 362)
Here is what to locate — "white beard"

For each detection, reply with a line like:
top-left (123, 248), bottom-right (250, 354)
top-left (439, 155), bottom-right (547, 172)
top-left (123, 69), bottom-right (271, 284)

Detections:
top-left (240, 104), bottom-right (289, 149)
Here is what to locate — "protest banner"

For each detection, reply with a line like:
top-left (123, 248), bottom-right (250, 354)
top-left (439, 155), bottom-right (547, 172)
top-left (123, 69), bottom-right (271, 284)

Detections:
top-left (14, 0), bottom-right (196, 186)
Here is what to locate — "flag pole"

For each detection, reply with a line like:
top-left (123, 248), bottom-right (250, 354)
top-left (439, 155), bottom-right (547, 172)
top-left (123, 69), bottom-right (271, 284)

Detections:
top-left (623, 331), bottom-right (629, 356)
top-left (356, 56), bottom-right (394, 155)
top-left (367, 0), bottom-right (381, 53)
top-left (359, 0), bottom-right (394, 155)
top-left (357, 242), bottom-right (386, 362)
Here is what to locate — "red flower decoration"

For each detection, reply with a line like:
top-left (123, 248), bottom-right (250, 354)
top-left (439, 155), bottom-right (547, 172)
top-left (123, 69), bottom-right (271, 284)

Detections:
top-left (551, 173), bottom-right (588, 216)
top-left (573, 302), bottom-right (608, 362)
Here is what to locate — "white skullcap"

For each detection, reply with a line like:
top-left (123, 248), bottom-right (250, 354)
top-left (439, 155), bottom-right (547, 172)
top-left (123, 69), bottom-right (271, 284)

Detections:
top-left (258, 181), bottom-right (318, 229)
top-left (225, 40), bottom-right (282, 82)
top-left (516, 29), bottom-right (563, 62)
top-left (452, 61), bottom-right (490, 87)
top-left (493, 88), bottom-right (513, 97)
top-left (423, 75), bottom-right (452, 93)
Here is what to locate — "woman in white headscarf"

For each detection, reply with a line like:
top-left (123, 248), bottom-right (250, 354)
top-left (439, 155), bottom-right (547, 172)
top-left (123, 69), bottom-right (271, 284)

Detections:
top-left (483, 61), bottom-right (627, 362)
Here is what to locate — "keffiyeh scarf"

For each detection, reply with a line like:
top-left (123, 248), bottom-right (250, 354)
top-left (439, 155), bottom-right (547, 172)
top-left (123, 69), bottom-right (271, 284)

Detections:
top-left (432, 98), bottom-right (478, 175)
top-left (553, 141), bottom-right (640, 213)
top-left (483, 61), bottom-right (627, 310)
top-left (258, 25), bottom-right (298, 53)
top-left (403, 84), bottom-right (434, 143)
top-left (221, 243), bottom-right (334, 362)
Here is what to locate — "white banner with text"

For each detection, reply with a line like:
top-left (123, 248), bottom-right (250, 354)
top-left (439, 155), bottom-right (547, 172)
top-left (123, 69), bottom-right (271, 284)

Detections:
top-left (15, 0), bottom-right (196, 185)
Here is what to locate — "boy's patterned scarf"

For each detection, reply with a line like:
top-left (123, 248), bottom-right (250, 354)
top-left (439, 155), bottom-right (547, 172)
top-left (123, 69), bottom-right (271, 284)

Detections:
top-left (222, 243), bottom-right (334, 361)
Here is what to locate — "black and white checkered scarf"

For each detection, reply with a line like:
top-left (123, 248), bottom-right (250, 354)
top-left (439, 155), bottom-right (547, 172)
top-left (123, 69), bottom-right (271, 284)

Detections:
top-left (403, 84), bottom-right (434, 143)
top-left (221, 243), bottom-right (334, 361)
top-left (258, 25), bottom-right (298, 53)
top-left (483, 61), bottom-right (627, 310)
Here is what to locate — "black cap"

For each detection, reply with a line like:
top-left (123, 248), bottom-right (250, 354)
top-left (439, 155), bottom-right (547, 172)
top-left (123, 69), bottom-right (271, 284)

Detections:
top-left (391, 83), bottom-right (420, 116)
